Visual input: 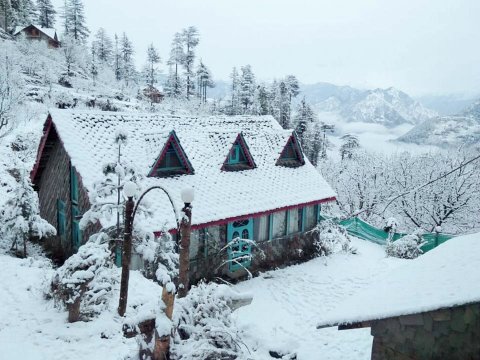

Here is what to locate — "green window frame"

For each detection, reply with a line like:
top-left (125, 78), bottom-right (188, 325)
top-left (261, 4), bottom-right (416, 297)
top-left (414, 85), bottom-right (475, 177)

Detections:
top-left (72, 205), bottom-right (82, 250)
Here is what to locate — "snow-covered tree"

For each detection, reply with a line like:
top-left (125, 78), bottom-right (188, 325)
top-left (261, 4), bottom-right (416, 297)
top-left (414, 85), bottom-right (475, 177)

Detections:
top-left (0, 140), bottom-right (55, 257)
top-left (195, 60), bottom-right (214, 103)
top-left (0, 47), bottom-right (24, 140)
top-left (144, 43), bottom-right (161, 88)
top-left (294, 97), bottom-right (315, 145)
top-left (228, 66), bottom-right (241, 115)
top-left (339, 134), bottom-right (360, 160)
top-left (181, 26), bottom-right (199, 99)
top-left (62, 0), bottom-right (89, 43)
top-left (172, 282), bottom-right (249, 359)
top-left (119, 32), bottom-right (135, 86)
top-left (10, 0), bottom-right (37, 29)
top-left (92, 28), bottom-right (113, 64)
top-left (239, 64), bottom-right (255, 113)
top-left (165, 31), bottom-right (185, 98)
top-left (36, 0), bottom-right (56, 28)
top-left (49, 240), bottom-right (117, 322)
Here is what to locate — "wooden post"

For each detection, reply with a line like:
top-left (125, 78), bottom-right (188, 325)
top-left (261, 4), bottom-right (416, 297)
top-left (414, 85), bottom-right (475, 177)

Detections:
top-left (177, 203), bottom-right (192, 298)
top-left (118, 196), bottom-right (134, 317)
top-left (153, 287), bottom-right (175, 360)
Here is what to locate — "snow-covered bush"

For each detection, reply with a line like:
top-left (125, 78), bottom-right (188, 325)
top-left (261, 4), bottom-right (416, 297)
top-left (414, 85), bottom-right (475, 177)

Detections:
top-left (172, 282), bottom-right (249, 360)
top-left (0, 160), bottom-right (56, 257)
top-left (385, 232), bottom-right (426, 259)
top-left (312, 220), bottom-right (355, 257)
top-left (49, 241), bottom-right (118, 322)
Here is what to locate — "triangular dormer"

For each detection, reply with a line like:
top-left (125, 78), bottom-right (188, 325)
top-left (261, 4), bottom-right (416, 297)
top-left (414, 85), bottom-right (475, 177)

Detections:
top-left (221, 133), bottom-right (256, 171)
top-left (276, 132), bottom-right (305, 167)
top-left (148, 131), bottom-right (194, 177)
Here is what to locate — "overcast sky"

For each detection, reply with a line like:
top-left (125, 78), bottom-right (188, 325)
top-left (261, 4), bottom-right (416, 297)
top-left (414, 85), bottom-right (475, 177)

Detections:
top-left (53, 0), bottom-right (480, 96)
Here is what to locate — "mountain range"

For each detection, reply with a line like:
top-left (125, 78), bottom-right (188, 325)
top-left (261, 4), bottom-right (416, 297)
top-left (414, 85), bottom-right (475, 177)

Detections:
top-left (397, 99), bottom-right (480, 147)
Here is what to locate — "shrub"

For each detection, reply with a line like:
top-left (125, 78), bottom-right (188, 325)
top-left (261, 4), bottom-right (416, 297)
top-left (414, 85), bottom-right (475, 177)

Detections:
top-left (49, 241), bottom-right (117, 322)
top-left (171, 282), bottom-right (249, 360)
top-left (312, 220), bottom-right (355, 257)
top-left (385, 232), bottom-right (426, 259)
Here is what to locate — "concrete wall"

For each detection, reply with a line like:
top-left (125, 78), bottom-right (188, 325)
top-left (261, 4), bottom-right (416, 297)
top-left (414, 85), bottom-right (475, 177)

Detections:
top-left (371, 303), bottom-right (480, 360)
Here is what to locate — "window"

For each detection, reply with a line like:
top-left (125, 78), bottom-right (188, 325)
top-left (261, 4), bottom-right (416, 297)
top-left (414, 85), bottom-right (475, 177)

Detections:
top-left (254, 215), bottom-right (269, 242)
top-left (276, 134), bottom-right (305, 167)
top-left (57, 200), bottom-right (66, 242)
top-left (148, 131), bottom-right (194, 177)
top-left (72, 205), bottom-right (82, 249)
top-left (305, 205), bottom-right (317, 230)
top-left (288, 208), bottom-right (304, 234)
top-left (222, 134), bottom-right (256, 171)
top-left (272, 211), bottom-right (287, 238)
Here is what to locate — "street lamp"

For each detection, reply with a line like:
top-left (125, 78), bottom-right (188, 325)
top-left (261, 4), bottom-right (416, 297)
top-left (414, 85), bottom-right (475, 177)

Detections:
top-left (117, 182), bottom-right (195, 315)
top-left (118, 181), bottom-right (137, 317)
top-left (178, 187), bottom-right (194, 298)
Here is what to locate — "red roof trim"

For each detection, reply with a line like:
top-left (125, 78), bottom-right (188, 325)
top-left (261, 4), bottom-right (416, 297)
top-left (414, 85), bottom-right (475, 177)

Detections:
top-left (155, 196), bottom-right (336, 236)
top-left (30, 114), bottom-right (53, 182)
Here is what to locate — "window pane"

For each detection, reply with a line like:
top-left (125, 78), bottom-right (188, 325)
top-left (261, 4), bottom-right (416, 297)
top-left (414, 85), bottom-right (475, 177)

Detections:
top-left (190, 229), bottom-right (199, 259)
top-left (305, 205), bottom-right (316, 230)
top-left (254, 215), bottom-right (269, 242)
top-left (289, 209), bottom-right (299, 234)
top-left (298, 208), bottom-right (304, 232)
top-left (272, 211), bottom-right (286, 238)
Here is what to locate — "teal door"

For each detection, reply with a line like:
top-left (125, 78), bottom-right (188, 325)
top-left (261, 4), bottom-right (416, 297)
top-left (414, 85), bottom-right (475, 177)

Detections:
top-left (227, 218), bottom-right (253, 271)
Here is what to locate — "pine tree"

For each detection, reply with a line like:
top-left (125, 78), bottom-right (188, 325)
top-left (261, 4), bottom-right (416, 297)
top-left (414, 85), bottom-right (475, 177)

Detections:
top-left (256, 84), bottom-right (269, 115)
top-left (120, 32), bottom-right (135, 85)
top-left (92, 28), bottom-right (113, 64)
top-left (278, 81), bottom-right (290, 128)
top-left (113, 33), bottom-right (121, 81)
top-left (144, 43), bottom-right (160, 88)
top-left (10, 0), bottom-right (36, 29)
top-left (166, 32), bottom-right (184, 98)
top-left (181, 26), bottom-right (199, 99)
top-left (229, 67), bottom-right (240, 115)
top-left (294, 97), bottom-right (315, 145)
top-left (239, 64), bottom-right (255, 113)
top-left (196, 60), bottom-right (214, 103)
top-left (339, 134), bottom-right (360, 160)
top-left (36, 0), bottom-right (56, 28)
top-left (62, 0), bottom-right (89, 43)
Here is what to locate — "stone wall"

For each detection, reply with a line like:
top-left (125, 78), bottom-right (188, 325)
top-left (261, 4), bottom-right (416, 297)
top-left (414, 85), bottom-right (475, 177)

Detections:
top-left (37, 130), bottom-right (98, 262)
top-left (371, 303), bottom-right (480, 360)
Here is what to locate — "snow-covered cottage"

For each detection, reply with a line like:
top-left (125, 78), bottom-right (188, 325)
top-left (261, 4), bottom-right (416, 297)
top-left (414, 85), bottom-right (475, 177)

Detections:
top-left (317, 233), bottom-right (480, 359)
top-left (31, 110), bottom-right (336, 279)
top-left (14, 24), bottom-right (60, 48)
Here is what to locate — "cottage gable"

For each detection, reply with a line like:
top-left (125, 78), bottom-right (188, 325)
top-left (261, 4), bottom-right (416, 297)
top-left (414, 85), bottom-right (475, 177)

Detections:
top-left (221, 133), bottom-right (256, 171)
top-left (276, 132), bottom-right (305, 167)
top-left (148, 131), bottom-right (194, 177)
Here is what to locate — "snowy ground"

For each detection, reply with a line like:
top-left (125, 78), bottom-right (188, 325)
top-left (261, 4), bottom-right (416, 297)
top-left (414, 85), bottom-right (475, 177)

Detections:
top-left (0, 238), bottom-right (403, 360)
top-left (233, 238), bottom-right (404, 359)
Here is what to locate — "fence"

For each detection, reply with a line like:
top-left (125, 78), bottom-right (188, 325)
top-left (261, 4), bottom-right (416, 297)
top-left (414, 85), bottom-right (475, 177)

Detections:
top-left (323, 216), bottom-right (455, 252)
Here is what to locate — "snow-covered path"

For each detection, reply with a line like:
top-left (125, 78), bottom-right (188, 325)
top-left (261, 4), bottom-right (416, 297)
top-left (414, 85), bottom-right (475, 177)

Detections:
top-left (233, 238), bottom-right (404, 359)
top-left (0, 256), bottom-right (159, 360)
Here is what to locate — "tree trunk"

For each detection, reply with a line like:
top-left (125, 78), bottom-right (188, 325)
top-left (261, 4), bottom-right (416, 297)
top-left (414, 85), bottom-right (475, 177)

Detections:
top-left (177, 204), bottom-right (192, 298)
top-left (118, 197), bottom-right (134, 316)
top-left (153, 287), bottom-right (175, 360)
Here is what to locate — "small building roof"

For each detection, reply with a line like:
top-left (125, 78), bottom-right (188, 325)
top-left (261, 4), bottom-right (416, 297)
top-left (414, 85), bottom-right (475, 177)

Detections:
top-left (33, 110), bottom-right (336, 232)
top-left (317, 232), bottom-right (480, 328)
top-left (14, 24), bottom-right (58, 41)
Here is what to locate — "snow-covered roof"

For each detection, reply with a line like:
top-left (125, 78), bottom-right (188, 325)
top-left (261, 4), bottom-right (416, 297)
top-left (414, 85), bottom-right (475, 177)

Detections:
top-left (14, 24), bottom-right (57, 40)
top-left (317, 232), bottom-right (480, 328)
top-left (40, 109), bottom-right (336, 231)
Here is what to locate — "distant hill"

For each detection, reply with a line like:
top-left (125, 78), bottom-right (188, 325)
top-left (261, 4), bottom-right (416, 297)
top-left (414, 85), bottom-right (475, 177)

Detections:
top-left (397, 99), bottom-right (480, 147)
top-left (302, 84), bottom-right (436, 127)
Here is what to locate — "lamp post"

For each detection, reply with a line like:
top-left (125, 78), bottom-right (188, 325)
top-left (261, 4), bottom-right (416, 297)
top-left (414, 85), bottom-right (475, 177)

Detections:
top-left (177, 187), bottom-right (194, 298)
top-left (117, 181), bottom-right (137, 317)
